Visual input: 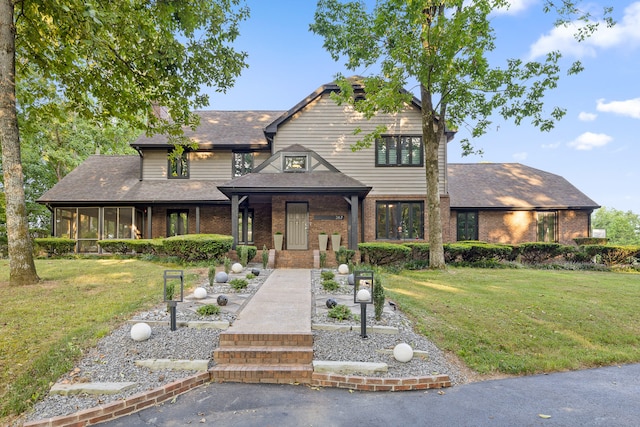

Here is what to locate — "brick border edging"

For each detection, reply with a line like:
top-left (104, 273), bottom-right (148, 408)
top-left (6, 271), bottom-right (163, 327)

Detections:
top-left (22, 372), bottom-right (210, 427)
top-left (23, 371), bottom-right (452, 426)
top-left (311, 372), bottom-right (452, 391)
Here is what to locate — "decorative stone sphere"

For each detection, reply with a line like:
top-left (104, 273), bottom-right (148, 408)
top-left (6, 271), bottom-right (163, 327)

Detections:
top-left (193, 287), bottom-right (207, 299)
top-left (214, 271), bottom-right (228, 283)
top-left (130, 322), bottom-right (152, 342)
top-left (356, 289), bottom-right (371, 302)
top-left (217, 295), bottom-right (228, 306)
top-left (326, 298), bottom-right (337, 309)
top-left (338, 264), bottom-right (349, 274)
top-left (251, 268), bottom-right (260, 276)
top-left (393, 343), bottom-right (414, 363)
top-left (347, 273), bottom-right (355, 286)
top-left (231, 262), bottom-right (243, 273)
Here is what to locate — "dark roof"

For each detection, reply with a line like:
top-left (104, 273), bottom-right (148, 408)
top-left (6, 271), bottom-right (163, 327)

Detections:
top-left (131, 110), bottom-right (285, 149)
top-left (37, 155), bottom-right (229, 204)
top-left (448, 163), bottom-right (599, 210)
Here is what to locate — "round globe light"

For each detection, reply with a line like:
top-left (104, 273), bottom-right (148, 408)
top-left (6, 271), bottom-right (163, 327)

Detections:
top-left (347, 273), bottom-right (355, 286)
top-left (356, 289), bottom-right (371, 302)
top-left (326, 298), bottom-right (337, 309)
top-left (393, 343), bottom-right (414, 363)
top-left (338, 264), bottom-right (349, 274)
top-left (193, 287), bottom-right (207, 299)
top-left (214, 272), bottom-right (228, 283)
top-left (217, 294), bottom-right (228, 306)
top-left (231, 263), bottom-right (243, 273)
top-left (130, 322), bottom-right (152, 342)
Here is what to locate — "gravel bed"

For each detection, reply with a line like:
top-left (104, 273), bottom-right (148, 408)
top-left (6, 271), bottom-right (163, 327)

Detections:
top-left (22, 267), bottom-right (468, 424)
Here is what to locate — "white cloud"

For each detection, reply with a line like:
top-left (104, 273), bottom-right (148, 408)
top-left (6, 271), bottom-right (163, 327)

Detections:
top-left (596, 98), bottom-right (640, 119)
top-left (567, 132), bottom-right (612, 150)
top-left (528, 2), bottom-right (640, 59)
top-left (494, 0), bottom-right (538, 15)
top-left (578, 112), bottom-right (597, 121)
top-left (541, 142), bottom-right (560, 149)
top-left (512, 151), bottom-right (528, 161)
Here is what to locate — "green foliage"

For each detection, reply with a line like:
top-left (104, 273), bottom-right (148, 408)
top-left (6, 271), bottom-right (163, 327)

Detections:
top-left (404, 242), bottom-right (430, 261)
top-left (197, 304), bottom-right (220, 316)
top-left (592, 207), bottom-right (640, 245)
top-left (161, 234), bottom-right (233, 262)
top-left (223, 256), bottom-right (232, 274)
top-left (574, 237), bottom-right (608, 246)
top-left (96, 240), bottom-right (131, 255)
top-left (335, 246), bottom-right (356, 265)
top-left (229, 278), bottom-right (248, 290)
top-left (320, 270), bottom-right (335, 280)
top-left (582, 245), bottom-right (640, 266)
top-left (33, 237), bottom-right (75, 256)
top-left (322, 279), bottom-right (341, 291)
top-left (444, 241), bottom-right (515, 263)
top-left (237, 245), bottom-right (249, 266)
top-left (327, 304), bottom-right (352, 321)
top-left (319, 251), bottom-right (327, 268)
top-left (373, 272), bottom-right (385, 321)
top-left (515, 242), bottom-right (564, 264)
top-left (262, 245), bottom-right (269, 269)
top-left (358, 242), bottom-right (411, 266)
top-left (245, 273), bottom-right (256, 280)
top-left (208, 265), bottom-right (217, 285)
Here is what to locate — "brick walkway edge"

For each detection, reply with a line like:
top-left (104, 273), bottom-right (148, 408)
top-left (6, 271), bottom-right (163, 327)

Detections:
top-left (23, 371), bottom-right (451, 427)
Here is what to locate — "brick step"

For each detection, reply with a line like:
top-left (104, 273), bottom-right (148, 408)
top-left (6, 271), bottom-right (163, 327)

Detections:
top-left (213, 346), bottom-right (313, 365)
top-left (210, 363), bottom-right (313, 384)
top-left (275, 250), bottom-right (315, 268)
top-left (218, 332), bottom-right (313, 347)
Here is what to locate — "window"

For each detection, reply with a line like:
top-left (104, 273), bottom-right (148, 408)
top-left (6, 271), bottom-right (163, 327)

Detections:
top-left (77, 208), bottom-right (100, 253)
top-left (233, 152), bottom-right (254, 177)
top-left (376, 136), bottom-right (423, 167)
top-left (238, 208), bottom-right (254, 244)
top-left (457, 211), bottom-right (478, 241)
top-left (168, 150), bottom-right (189, 179)
top-left (376, 201), bottom-right (424, 240)
top-left (537, 211), bottom-right (557, 242)
top-left (104, 207), bottom-right (134, 239)
top-left (283, 155), bottom-right (307, 171)
top-left (167, 210), bottom-right (188, 236)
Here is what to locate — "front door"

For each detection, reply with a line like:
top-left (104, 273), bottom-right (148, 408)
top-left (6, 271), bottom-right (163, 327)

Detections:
top-left (286, 202), bottom-right (308, 250)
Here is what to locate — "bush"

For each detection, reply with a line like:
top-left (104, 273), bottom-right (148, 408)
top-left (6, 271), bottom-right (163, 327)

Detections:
top-left (34, 237), bottom-right (76, 256)
top-left (444, 241), bottom-right (514, 264)
top-left (197, 304), bottom-right (220, 316)
top-left (208, 265), bottom-right (217, 285)
top-left (515, 242), bottom-right (564, 264)
top-left (373, 271), bottom-right (385, 321)
top-left (358, 242), bottom-right (411, 266)
top-left (320, 270), bottom-right (335, 280)
top-left (582, 244), bottom-right (640, 266)
top-left (574, 237), bottom-right (608, 245)
top-left (229, 278), bottom-right (249, 290)
top-left (262, 245), bottom-right (269, 268)
top-left (327, 304), bottom-right (352, 321)
top-left (335, 246), bottom-right (356, 265)
top-left (162, 234), bottom-right (233, 262)
top-left (322, 279), bottom-right (340, 291)
top-left (236, 245), bottom-right (257, 266)
top-left (96, 239), bottom-right (131, 254)
top-left (404, 242), bottom-right (430, 261)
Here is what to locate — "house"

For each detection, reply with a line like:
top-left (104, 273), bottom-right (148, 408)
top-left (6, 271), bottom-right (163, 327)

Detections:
top-left (37, 80), bottom-right (599, 265)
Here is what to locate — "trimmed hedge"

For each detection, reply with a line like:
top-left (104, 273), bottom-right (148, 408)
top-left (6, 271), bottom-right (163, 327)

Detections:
top-left (358, 242), bottom-right (411, 266)
top-left (162, 234), bottom-right (234, 262)
top-left (515, 242), bottom-right (565, 264)
top-left (581, 244), bottom-right (640, 266)
top-left (98, 239), bottom-right (164, 255)
top-left (404, 242), bottom-right (430, 261)
top-left (33, 237), bottom-right (76, 256)
top-left (444, 241), bottom-right (514, 263)
top-left (574, 237), bottom-right (608, 246)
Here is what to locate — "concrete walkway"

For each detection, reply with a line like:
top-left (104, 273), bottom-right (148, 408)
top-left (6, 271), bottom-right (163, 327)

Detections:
top-left (230, 269), bottom-right (311, 334)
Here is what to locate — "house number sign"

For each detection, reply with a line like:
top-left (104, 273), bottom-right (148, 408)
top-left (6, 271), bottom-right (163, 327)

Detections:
top-left (314, 215), bottom-right (345, 220)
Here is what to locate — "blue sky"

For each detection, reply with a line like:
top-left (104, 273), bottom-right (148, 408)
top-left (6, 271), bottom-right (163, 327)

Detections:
top-left (205, 1), bottom-right (640, 215)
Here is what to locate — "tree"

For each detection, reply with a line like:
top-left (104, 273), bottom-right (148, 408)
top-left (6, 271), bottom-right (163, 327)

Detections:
top-left (311, 0), bottom-right (612, 269)
top-left (0, 0), bottom-right (249, 285)
top-left (592, 207), bottom-right (640, 245)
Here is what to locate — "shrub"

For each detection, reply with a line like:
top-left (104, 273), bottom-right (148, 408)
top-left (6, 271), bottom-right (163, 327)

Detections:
top-left (574, 237), bottom-right (608, 246)
top-left (322, 279), bottom-right (340, 291)
top-left (320, 270), bottom-right (335, 280)
top-left (327, 304), bottom-right (352, 321)
top-left (246, 273), bottom-right (256, 280)
top-left (582, 244), bottom-right (640, 266)
top-left (515, 242), bottom-right (564, 264)
top-left (223, 256), bottom-right (231, 274)
top-left (335, 246), bottom-right (356, 265)
top-left (162, 234), bottom-right (233, 262)
top-left (229, 278), bottom-right (249, 290)
top-left (262, 245), bottom-right (269, 268)
top-left (96, 239), bottom-right (131, 255)
top-left (373, 271), bottom-right (385, 321)
top-left (34, 237), bottom-right (76, 256)
top-left (208, 265), bottom-right (217, 285)
top-left (359, 242), bottom-right (411, 266)
top-left (444, 241), bottom-right (514, 264)
top-left (127, 239), bottom-right (164, 255)
top-left (319, 251), bottom-right (327, 268)
top-left (237, 245), bottom-right (248, 266)
top-left (197, 304), bottom-right (220, 316)
top-left (404, 242), bottom-right (430, 261)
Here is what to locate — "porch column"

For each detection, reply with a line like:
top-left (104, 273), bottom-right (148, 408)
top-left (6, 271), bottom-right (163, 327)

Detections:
top-left (195, 206), bottom-right (200, 234)
top-left (146, 206), bottom-right (152, 238)
top-left (231, 195), bottom-right (239, 249)
top-left (349, 195), bottom-right (359, 250)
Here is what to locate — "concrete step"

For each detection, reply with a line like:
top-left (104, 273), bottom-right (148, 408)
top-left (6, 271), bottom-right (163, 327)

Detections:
top-left (210, 363), bottom-right (313, 384)
top-left (218, 332), bottom-right (313, 347)
top-left (213, 346), bottom-right (313, 365)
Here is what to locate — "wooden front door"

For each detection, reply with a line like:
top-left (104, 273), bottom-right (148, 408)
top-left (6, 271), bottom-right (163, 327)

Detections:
top-left (286, 202), bottom-right (308, 250)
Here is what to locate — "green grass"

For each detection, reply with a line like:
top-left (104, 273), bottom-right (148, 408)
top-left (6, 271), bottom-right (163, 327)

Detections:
top-left (0, 258), bottom-right (204, 421)
top-left (385, 268), bottom-right (640, 376)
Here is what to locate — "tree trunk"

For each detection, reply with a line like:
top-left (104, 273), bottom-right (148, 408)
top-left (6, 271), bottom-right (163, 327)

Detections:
top-left (0, 0), bottom-right (40, 285)
top-left (420, 83), bottom-right (446, 269)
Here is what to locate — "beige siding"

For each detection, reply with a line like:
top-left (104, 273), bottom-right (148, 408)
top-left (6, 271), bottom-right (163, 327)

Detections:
top-left (142, 151), bottom-right (168, 180)
top-left (190, 152), bottom-right (232, 180)
top-left (272, 94), bottom-right (448, 195)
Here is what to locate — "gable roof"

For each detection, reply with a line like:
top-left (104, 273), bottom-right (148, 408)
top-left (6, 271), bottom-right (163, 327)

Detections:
top-left (131, 110), bottom-right (285, 150)
top-left (37, 155), bottom-right (229, 204)
top-left (448, 163), bottom-right (599, 210)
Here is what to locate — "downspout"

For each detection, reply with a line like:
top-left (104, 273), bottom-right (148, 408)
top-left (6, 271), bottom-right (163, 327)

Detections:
top-left (134, 147), bottom-right (144, 181)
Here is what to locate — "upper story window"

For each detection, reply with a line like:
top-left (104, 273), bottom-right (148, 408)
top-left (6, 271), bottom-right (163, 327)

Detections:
top-left (233, 152), bottom-right (254, 177)
top-left (376, 135), bottom-right (423, 167)
top-left (283, 155), bottom-right (307, 172)
top-left (168, 150), bottom-right (189, 179)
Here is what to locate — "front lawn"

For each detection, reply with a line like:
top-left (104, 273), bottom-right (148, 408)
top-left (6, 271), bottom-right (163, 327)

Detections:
top-left (385, 268), bottom-right (640, 376)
